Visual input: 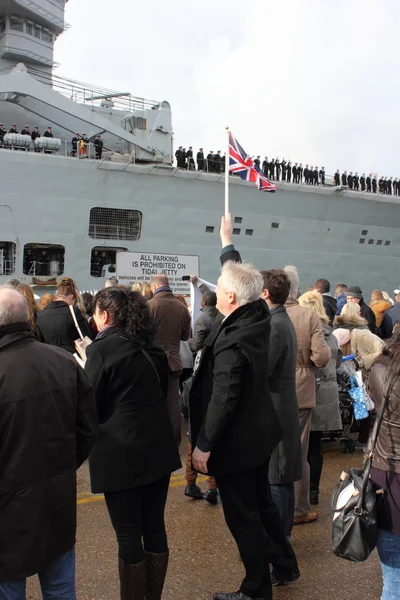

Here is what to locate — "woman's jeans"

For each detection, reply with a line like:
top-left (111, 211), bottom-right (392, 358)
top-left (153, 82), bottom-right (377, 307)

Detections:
top-left (0, 548), bottom-right (75, 600)
top-left (270, 483), bottom-right (295, 539)
top-left (104, 475), bottom-right (171, 565)
top-left (377, 528), bottom-right (400, 600)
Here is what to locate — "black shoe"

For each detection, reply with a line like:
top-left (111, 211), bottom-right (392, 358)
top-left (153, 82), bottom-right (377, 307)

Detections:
top-left (184, 483), bottom-right (204, 499)
top-left (271, 568), bottom-right (300, 587)
top-left (204, 489), bottom-right (219, 505)
top-left (213, 593), bottom-right (265, 600)
top-left (310, 488), bottom-right (319, 505)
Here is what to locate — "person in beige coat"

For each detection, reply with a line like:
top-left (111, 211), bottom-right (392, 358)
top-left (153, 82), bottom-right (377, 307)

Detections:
top-left (334, 302), bottom-right (385, 447)
top-left (334, 303), bottom-right (385, 371)
top-left (284, 266), bottom-right (331, 525)
top-left (148, 275), bottom-right (191, 446)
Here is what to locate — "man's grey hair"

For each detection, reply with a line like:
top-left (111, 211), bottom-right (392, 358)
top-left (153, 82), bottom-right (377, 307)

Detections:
top-left (0, 287), bottom-right (29, 327)
top-left (4, 278), bottom-right (20, 289)
top-left (105, 277), bottom-right (119, 288)
top-left (284, 265), bottom-right (300, 301)
top-left (220, 261), bottom-right (263, 306)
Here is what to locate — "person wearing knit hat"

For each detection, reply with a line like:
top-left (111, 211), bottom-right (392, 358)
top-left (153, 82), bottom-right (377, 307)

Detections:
top-left (333, 328), bottom-right (351, 348)
top-left (346, 285), bottom-right (377, 334)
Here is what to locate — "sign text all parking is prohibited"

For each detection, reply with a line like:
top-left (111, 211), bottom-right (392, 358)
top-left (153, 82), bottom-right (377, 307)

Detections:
top-left (117, 252), bottom-right (199, 294)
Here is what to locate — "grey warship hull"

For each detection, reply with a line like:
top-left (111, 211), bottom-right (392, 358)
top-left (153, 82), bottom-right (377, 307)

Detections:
top-left (0, 148), bottom-right (399, 297)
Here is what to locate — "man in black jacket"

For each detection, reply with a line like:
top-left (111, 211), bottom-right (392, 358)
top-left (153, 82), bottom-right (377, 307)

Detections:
top-left (261, 269), bottom-right (302, 541)
top-left (262, 156), bottom-right (269, 176)
top-left (190, 217), bottom-right (298, 600)
top-left (207, 151), bottom-right (214, 172)
top-left (314, 278), bottom-right (337, 326)
top-left (286, 161), bottom-right (292, 183)
top-left (0, 287), bottom-right (96, 597)
top-left (360, 173), bottom-right (366, 191)
top-left (366, 174), bottom-right (372, 192)
top-left (346, 285), bottom-right (377, 333)
top-left (94, 134), bottom-right (103, 159)
top-left (197, 148), bottom-right (205, 170)
top-left (189, 287), bottom-right (218, 353)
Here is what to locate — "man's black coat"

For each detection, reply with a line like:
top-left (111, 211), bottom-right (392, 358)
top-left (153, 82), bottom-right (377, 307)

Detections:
top-left (0, 323), bottom-right (96, 580)
top-left (267, 305), bottom-right (302, 485)
top-left (189, 249), bottom-right (282, 477)
top-left (322, 295), bottom-right (337, 327)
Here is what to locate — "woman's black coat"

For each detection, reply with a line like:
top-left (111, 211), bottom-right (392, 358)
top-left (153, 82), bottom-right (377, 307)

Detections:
top-left (85, 327), bottom-right (181, 493)
top-left (36, 300), bottom-right (93, 354)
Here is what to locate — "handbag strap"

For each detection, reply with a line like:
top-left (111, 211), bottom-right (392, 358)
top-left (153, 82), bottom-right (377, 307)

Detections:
top-left (140, 347), bottom-right (161, 386)
top-left (356, 383), bottom-right (391, 508)
top-left (69, 305), bottom-right (84, 340)
top-left (117, 334), bottom-right (161, 386)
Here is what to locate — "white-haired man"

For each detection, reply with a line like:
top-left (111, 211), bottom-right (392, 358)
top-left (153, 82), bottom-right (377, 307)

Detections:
top-left (190, 218), bottom-right (298, 600)
top-left (284, 266), bottom-right (330, 526)
top-left (0, 287), bottom-right (97, 598)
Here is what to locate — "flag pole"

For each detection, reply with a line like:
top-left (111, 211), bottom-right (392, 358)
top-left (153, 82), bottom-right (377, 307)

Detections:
top-left (225, 126), bottom-right (230, 217)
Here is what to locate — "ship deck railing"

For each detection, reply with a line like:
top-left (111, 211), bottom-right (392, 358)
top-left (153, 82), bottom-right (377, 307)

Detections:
top-left (0, 65), bottom-right (162, 113)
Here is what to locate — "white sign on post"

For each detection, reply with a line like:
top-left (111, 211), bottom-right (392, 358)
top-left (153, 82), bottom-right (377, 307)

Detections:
top-left (117, 252), bottom-right (200, 294)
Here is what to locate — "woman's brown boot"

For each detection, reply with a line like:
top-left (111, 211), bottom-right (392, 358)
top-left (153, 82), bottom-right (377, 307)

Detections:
top-left (118, 558), bottom-right (146, 600)
top-left (145, 551), bottom-right (169, 600)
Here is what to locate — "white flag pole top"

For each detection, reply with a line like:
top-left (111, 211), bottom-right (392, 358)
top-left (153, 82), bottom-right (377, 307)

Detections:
top-left (225, 126), bottom-right (230, 217)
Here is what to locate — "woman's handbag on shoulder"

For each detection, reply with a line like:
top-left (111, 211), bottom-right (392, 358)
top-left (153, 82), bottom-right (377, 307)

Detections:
top-left (331, 391), bottom-right (388, 562)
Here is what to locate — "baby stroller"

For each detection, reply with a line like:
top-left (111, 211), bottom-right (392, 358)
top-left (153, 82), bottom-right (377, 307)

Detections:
top-left (336, 354), bottom-right (360, 453)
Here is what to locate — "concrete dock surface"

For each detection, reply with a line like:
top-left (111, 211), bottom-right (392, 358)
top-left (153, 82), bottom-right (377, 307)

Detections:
top-left (26, 432), bottom-right (383, 600)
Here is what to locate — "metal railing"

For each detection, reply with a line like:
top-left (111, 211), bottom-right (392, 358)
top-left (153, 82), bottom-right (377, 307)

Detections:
top-left (22, 66), bottom-right (162, 113)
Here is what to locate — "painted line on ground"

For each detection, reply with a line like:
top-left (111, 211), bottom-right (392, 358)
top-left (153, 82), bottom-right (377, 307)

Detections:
top-left (77, 476), bottom-right (208, 506)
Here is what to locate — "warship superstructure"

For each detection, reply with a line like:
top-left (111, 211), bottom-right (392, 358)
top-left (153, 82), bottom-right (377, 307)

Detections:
top-left (0, 0), bottom-right (399, 297)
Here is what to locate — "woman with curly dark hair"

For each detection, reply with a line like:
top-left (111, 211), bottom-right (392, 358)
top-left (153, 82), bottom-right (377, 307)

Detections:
top-left (85, 287), bottom-right (180, 600)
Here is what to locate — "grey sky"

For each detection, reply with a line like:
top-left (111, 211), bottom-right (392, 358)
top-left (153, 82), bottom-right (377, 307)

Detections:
top-left (56, 0), bottom-right (400, 176)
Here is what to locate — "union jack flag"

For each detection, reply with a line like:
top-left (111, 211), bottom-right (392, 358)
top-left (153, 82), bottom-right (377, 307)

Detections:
top-left (229, 132), bottom-right (277, 193)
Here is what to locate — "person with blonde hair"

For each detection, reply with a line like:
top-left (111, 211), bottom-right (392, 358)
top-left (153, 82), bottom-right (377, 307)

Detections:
top-left (370, 290), bottom-right (392, 328)
top-left (131, 281), bottom-right (153, 300)
top-left (36, 277), bottom-right (93, 353)
top-left (298, 291), bottom-right (342, 505)
top-left (40, 293), bottom-right (55, 310)
top-left (16, 283), bottom-right (39, 332)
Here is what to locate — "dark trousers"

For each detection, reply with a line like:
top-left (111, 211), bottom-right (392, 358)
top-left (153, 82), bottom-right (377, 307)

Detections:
top-left (270, 482), bottom-right (295, 539)
top-left (358, 414), bottom-right (372, 443)
top-left (307, 431), bottom-right (323, 491)
top-left (216, 462), bottom-right (298, 599)
top-left (167, 370), bottom-right (182, 446)
top-left (104, 475), bottom-right (170, 565)
top-left (179, 367), bottom-right (193, 393)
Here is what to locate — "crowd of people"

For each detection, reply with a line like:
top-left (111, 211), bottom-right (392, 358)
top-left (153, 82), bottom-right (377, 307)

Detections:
top-left (0, 228), bottom-right (399, 600)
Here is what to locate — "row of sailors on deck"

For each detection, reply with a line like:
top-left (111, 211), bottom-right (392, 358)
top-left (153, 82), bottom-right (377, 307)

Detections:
top-left (333, 171), bottom-right (400, 195)
top-left (0, 124), bottom-right (54, 142)
top-left (175, 147), bottom-right (226, 173)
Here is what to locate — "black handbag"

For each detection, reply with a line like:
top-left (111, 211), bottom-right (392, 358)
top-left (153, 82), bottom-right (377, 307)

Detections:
top-left (331, 389), bottom-right (389, 562)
